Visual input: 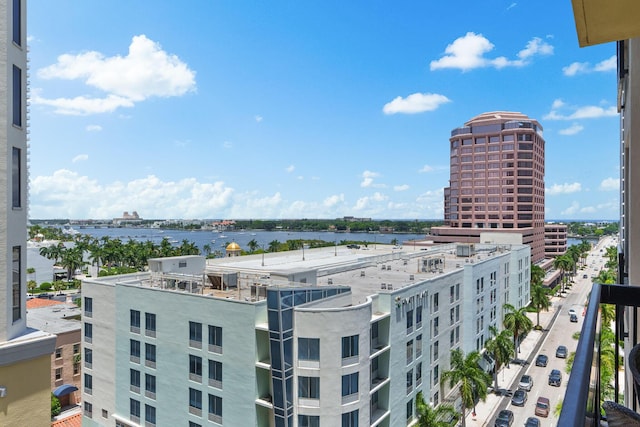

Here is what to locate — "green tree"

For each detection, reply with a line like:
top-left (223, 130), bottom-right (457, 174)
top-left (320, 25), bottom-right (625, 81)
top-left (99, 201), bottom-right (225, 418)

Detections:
top-left (553, 254), bottom-right (574, 293)
top-left (441, 349), bottom-right (491, 427)
top-left (503, 303), bottom-right (533, 354)
top-left (530, 283), bottom-right (552, 328)
top-left (247, 239), bottom-right (259, 253)
top-left (268, 240), bottom-right (281, 252)
top-left (415, 391), bottom-right (459, 427)
top-left (51, 393), bottom-right (61, 417)
top-left (484, 325), bottom-right (514, 391)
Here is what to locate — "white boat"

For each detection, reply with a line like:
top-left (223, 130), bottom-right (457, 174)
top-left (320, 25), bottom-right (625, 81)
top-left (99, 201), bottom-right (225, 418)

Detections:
top-left (219, 235), bottom-right (227, 238)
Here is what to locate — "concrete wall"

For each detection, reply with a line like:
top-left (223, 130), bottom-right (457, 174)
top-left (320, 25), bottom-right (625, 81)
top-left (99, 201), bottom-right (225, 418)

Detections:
top-left (0, 354), bottom-right (52, 426)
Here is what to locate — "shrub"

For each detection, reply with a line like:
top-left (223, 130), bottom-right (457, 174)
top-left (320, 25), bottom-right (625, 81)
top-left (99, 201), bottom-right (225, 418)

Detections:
top-left (39, 282), bottom-right (52, 291)
top-left (51, 393), bottom-right (61, 417)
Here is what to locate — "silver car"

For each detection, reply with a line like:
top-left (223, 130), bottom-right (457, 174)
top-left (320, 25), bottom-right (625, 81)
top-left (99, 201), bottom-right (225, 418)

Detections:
top-left (518, 374), bottom-right (533, 391)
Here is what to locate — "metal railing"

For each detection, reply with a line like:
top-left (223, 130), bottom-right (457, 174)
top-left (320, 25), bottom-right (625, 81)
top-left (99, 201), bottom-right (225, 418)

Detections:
top-left (558, 282), bottom-right (640, 426)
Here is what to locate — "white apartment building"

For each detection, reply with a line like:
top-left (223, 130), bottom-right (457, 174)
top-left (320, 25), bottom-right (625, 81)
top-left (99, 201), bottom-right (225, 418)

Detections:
top-left (81, 242), bottom-right (529, 427)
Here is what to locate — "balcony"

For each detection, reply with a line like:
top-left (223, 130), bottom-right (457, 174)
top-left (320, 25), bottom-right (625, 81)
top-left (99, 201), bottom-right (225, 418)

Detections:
top-left (558, 282), bottom-right (635, 426)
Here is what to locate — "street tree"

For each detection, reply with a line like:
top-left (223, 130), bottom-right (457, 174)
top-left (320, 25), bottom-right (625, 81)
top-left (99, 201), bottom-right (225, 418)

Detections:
top-left (484, 325), bottom-right (514, 391)
top-left (503, 303), bottom-right (533, 354)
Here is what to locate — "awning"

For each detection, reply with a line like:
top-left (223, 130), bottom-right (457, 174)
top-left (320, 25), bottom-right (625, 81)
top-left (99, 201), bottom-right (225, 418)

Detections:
top-left (53, 384), bottom-right (78, 397)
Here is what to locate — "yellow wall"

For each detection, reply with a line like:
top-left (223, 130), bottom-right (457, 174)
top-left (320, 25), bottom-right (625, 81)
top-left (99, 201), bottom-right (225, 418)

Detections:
top-left (0, 354), bottom-right (53, 427)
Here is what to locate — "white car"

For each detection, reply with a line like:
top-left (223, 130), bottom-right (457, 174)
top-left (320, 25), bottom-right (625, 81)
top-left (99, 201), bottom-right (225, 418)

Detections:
top-left (568, 308), bottom-right (577, 317)
top-left (518, 374), bottom-right (533, 391)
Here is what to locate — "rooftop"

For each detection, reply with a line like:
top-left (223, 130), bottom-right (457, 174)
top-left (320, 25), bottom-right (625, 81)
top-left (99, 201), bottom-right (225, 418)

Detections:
top-left (26, 301), bottom-right (81, 335)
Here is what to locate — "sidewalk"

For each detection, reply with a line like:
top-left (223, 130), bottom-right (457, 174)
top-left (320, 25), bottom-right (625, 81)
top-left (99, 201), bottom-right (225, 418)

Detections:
top-left (465, 297), bottom-right (561, 427)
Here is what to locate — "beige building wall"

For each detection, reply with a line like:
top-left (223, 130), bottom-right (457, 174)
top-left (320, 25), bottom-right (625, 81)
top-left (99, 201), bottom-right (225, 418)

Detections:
top-left (0, 354), bottom-right (53, 426)
top-left (51, 330), bottom-right (82, 394)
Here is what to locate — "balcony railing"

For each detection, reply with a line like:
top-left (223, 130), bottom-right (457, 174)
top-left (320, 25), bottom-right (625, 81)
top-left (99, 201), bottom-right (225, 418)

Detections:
top-left (558, 282), bottom-right (637, 426)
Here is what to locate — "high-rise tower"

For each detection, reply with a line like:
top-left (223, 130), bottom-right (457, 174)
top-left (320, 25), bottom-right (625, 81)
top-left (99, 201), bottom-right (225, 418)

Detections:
top-left (0, 1), bottom-right (56, 424)
top-left (430, 111), bottom-right (546, 263)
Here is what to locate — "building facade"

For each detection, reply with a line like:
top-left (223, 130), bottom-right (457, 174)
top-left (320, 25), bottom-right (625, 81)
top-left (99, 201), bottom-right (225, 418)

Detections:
top-left (81, 243), bottom-right (529, 427)
top-left (431, 111), bottom-right (547, 263)
top-left (544, 223), bottom-right (568, 258)
top-left (0, 1), bottom-right (56, 425)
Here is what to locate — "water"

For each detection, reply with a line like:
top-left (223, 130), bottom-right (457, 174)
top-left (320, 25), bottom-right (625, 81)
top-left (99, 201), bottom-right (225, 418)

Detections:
top-left (72, 227), bottom-right (426, 253)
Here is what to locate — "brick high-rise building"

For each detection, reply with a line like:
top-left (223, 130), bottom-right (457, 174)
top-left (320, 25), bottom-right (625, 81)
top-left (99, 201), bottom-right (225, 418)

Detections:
top-left (430, 111), bottom-right (547, 263)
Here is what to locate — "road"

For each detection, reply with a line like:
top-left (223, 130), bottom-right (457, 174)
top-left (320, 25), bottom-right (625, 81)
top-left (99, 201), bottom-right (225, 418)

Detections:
top-left (491, 237), bottom-right (614, 427)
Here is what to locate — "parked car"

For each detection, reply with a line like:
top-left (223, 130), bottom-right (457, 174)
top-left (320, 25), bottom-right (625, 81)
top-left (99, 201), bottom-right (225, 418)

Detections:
top-left (518, 374), bottom-right (533, 391)
top-left (346, 244), bottom-right (360, 249)
top-left (556, 345), bottom-right (568, 358)
top-left (525, 417), bottom-right (540, 427)
top-left (570, 313), bottom-right (578, 322)
top-left (535, 397), bottom-right (550, 417)
top-left (535, 354), bottom-right (548, 367)
top-left (583, 274), bottom-right (588, 279)
top-left (494, 409), bottom-right (514, 427)
top-left (549, 369), bottom-right (562, 386)
top-left (511, 389), bottom-right (527, 406)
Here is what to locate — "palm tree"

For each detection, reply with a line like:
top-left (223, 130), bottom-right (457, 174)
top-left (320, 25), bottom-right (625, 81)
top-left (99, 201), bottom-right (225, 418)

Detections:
top-left (247, 239), bottom-right (259, 253)
top-left (530, 283), bottom-right (551, 328)
top-left (203, 244), bottom-right (212, 257)
top-left (553, 254), bottom-right (574, 293)
top-left (441, 349), bottom-right (491, 427)
top-left (268, 240), bottom-right (281, 252)
top-left (415, 391), bottom-right (459, 427)
top-left (484, 325), bottom-right (514, 391)
top-left (530, 263), bottom-right (545, 288)
top-left (503, 303), bottom-right (533, 354)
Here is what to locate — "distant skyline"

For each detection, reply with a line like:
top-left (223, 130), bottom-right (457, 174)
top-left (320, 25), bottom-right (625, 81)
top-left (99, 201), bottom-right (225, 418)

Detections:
top-left (27, 2), bottom-right (619, 220)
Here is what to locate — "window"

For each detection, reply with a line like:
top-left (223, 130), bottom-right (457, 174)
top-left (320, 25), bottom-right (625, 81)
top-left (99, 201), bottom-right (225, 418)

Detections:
top-left (84, 402), bottom-right (93, 418)
top-left (55, 367), bottom-right (62, 380)
top-left (298, 337), bottom-right (320, 361)
top-left (433, 316), bottom-right (439, 336)
top-left (102, 409), bottom-right (108, 419)
top-left (84, 322), bottom-right (93, 343)
top-left (406, 340), bottom-right (413, 364)
top-left (130, 339), bottom-right (141, 362)
top-left (342, 335), bottom-right (359, 359)
top-left (189, 321), bottom-right (202, 347)
top-left (145, 313), bottom-right (156, 337)
top-left (74, 361), bottom-right (80, 375)
top-left (208, 325), bottom-right (222, 353)
top-left (208, 394), bottom-right (222, 422)
top-left (130, 369), bottom-right (140, 393)
top-left (416, 362), bottom-right (423, 385)
top-left (432, 292), bottom-right (439, 312)
top-left (84, 373), bottom-right (93, 394)
top-left (407, 398), bottom-right (414, 421)
top-left (341, 372), bottom-right (359, 398)
top-left (12, 246), bottom-right (20, 321)
top-left (73, 343), bottom-right (80, 355)
top-left (298, 376), bottom-right (320, 399)
top-left (189, 355), bottom-right (202, 381)
top-left (83, 298), bottom-right (93, 318)
top-left (433, 365), bottom-right (439, 384)
top-left (12, 147), bottom-right (20, 208)
top-left (416, 334), bottom-right (422, 358)
top-left (406, 369), bottom-right (413, 393)
top-left (208, 360), bottom-right (222, 388)
top-left (433, 340), bottom-right (439, 360)
top-left (406, 309), bottom-right (413, 332)
top-left (189, 423), bottom-right (201, 427)
top-left (416, 306), bottom-right (423, 328)
top-left (342, 410), bottom-right (358, 427)
top-left (130, 310), bottom-right (140, 332)
top-left (298, 415), bottom-right (320, 427)
top-left (145, 374), bottom-right (156, 399)
top-left (145, 343), bottom-right (156, 368)
top-left (12, 0), bottom-right (21, 45)
top-left (145, 405), bottom-right (156, 425)
top-left (12, 65), bottom-right (21, 127)
top-left (130, 399), bottom-right (140, 421)
top-left (85, 348), bottom-right (93, 368)
top-left (189, 388), bottom-right (202, 411)
top-left (55, 347), bottom-right (62, 359)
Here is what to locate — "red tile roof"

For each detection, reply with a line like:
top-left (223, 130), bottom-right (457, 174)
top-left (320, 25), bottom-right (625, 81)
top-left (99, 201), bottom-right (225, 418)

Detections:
top-left (52, 413), bottom-right (82, 427)
top-left (26, 298), bottom-right (64, 309)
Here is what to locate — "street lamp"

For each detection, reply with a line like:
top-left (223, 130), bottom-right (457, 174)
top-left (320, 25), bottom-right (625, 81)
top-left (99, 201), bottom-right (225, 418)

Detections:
top-left (261, 245), bottom-right (265, 267)
top-left (302, 241), bottom-right (305, 261)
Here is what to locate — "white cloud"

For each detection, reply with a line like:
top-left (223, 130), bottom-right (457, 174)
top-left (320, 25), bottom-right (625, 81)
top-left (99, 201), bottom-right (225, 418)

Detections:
top-left (323, 194), bottom-right (344, 207)
top-left (30, 170), bottom-right (235, 219)
top-left (394, 184), bottom-right (410, 191)
top-left (286, 165), bottom-right (295, 173)
top-left (563, 55), bottom-right (616, 76)
top-left (561, 201), bottom-right (580, 216)
top-left (562, 62), bottom-right (589, 76)
top-left (418, 165), bottom-right (434, 173)
top-left (546, 182), bottom-right (582, 195)
top-left (296, 176), bottom-right (304, 180)
top-left (255, 115), bottom-right (263, 123)
top-left (430, 33), bottom-right (552, 71)
top-left (72, 154), bottom-right (88, 163)
top-left (360, 170), bottom-right (380, 188)
top-left (558, 123), bottom-right (584, 135)
top-left (599, 177), bottom-right (619, 191)
top-left (383, 92), bottom-right (451, 115)
top-left (506, 3), bottom-right (517, 10)
top-left (34, 35), bottom-right (196, 115)
top-left (86, 124), bottom-right (102, 132)
top-left (544, 99), bottom-right (617, 120)
top-left (222, 141), bottom-right (233, 149)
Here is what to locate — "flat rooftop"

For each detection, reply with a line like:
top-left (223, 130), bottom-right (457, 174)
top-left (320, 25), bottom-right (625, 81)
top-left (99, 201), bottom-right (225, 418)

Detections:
top-left (27, 301), bottom-right (82, 334)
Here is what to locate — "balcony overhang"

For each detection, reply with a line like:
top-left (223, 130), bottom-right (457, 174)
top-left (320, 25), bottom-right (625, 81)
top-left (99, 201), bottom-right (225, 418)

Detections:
top-left (571, 0), bottom-right (640, 47)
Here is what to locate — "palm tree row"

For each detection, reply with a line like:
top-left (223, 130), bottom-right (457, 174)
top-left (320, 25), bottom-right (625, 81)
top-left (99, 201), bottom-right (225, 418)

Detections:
top-left (39, 235), bottom-right (202, 278)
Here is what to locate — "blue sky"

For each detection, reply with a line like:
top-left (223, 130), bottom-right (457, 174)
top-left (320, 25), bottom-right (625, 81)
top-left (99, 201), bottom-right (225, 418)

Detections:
top-left (27, 1), bottom-right (619, 220)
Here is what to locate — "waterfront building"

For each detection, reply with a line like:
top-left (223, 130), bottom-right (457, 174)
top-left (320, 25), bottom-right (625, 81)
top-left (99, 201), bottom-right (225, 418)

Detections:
top-left (430, 112), bottom-right (549, 263)
top-left (81, 242), bottom-right (529, 426)
top-left (0, 1), bottom-right (57, 425)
